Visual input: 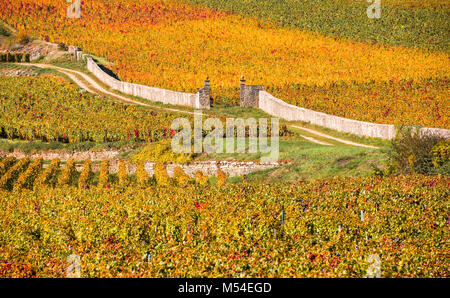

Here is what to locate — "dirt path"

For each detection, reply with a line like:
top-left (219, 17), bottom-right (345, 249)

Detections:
top-left (22, 63), bottom-right (197, 115)
top-left (298, 134), bottom-right (333, 146)
top-left (19, 63), bottom-right (379, 149)
top-left (291, 125), bottom-right (379, 148)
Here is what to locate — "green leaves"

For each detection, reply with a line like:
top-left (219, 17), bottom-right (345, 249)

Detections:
top-left (184, 0), bottom-right (450, 51)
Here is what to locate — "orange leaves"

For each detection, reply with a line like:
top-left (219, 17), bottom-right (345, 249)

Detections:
top-left (1, 0), bottom-right (448, 128)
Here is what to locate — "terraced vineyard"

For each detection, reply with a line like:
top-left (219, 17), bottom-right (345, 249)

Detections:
top-left (1, 0), bottom-right (449, 127)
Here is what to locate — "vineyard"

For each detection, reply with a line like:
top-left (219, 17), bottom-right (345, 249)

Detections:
top-left (0, 0), bottom-right (449, 128)
top-left (0, 0), bottom-right (449, 281)
top-left (0, 157), bottom-right (447, 277)
top-left (0, 75), bottom-right (188, 143)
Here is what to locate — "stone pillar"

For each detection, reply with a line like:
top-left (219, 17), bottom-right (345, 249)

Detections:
top-left (76, 50), bottom-right (83, 61)
top-left (240, 75), bottom-right (246, 107)
top-left (240, 76), bottom-right (264, 108)
top-left (198, 76), bottom-right (211, 110)
top-left (204, 76), bottom-right (210, 97)
top-left (68, 46), bottom-right (82, 61)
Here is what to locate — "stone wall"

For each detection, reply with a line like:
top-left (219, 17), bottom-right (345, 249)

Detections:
top-left (257, 91), bottom-right (449, 140)
top-left (86, 57), bottom-right (210, 109)
top-left (138, 160), bottom-right (279, 177)
top-left (93, 160), bottom-right (280, 177)
top-left (240, 76), bottom-right (265, 108)
top-left (259, 91), bottom-right (396, 139)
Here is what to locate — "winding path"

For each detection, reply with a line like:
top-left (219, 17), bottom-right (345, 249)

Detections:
top-left (20, 63), bottom-right (379, 148)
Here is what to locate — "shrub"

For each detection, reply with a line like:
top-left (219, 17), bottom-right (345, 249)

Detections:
top-left (0, 53), bottom-right (7, 62)
top-left (78, 160), bottom-right (93, 189)
top-left (131, 139), bottom-right (193, 164)
top-left (216, 169), bottom-right (227, 186)
top-left (58, 158), bottom-right (77, 186)
top-left (35, 158), bottom-right (60, 189)
top-left (431, 140), bottom-right (449, 167)
top-left (117, 160), bottom-right (129, 188)
top-left (14, 158), bottom-right (43, 191)
top-left (387, 127), bottom-right (447, 175)
top-left (173, 166), bottom-right (190, 187)
top-left (431, 140), bottom-right (450, 175)
top-left (97, 160), bottom-right (110, 189)
top-left (0, 24), bottom-right (10, 37)
top-left (194, 170), bottom-right (209, 186)
top-left (0, 76), bottom-right (184, 144)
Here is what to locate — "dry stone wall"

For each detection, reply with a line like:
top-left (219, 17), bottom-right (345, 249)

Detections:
top-left (94, 160), bottom-right (280, 178)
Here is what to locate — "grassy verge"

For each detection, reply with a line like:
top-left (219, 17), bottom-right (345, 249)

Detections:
top-left (246, 145), bottom-right (388, 182)
top-left (194, 135), bottom-right (388, 182)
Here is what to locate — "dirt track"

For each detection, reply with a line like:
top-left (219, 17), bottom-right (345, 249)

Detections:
top-left (20, 63), bottom-right (379, 149)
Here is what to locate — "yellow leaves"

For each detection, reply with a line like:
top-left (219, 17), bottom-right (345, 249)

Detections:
top-left (131, 139), bottom-right (193, 164)
top-left (0, 76), bottom-right (187, 144)
top-left (58, 158), bottom-right (76, 186)
top-left (136, 160), bottom-right (150, 187)
top-left (195, 170), bottom-right (209, 186)
top-left (173, 166), bottom-right (190, 187)
top-left (0, 174), bottom-right (447, 277)
top-left (431, 140), bottom-right (450, 168)
top-left (97, 160), bottom-right (110, 189)
top-left (14, 157), bottom-right (42, 191)
top-left (3, 0), bottom-right (448, 128)
top-left (216, 168), bottom-right (227, 186)
top-left (34, 158), bottom-right (59, 190)
top-left (76, 159), bottom-right (92, 190)
top-left (0, 157), bottom-right (30, 191)
top-left (117, 160), bottom-right (129, 188)
top-left (154, 163), bottom-right (170, 186)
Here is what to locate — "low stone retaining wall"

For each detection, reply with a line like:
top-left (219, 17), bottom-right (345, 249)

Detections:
top-left (101, 160), bottom-right (280, 178)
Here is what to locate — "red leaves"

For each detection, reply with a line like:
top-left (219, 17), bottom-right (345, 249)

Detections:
top-left (307, 252), bottom-right (341, 268)
top-left (0, 261), bottom-right (36, 278)
top-left (194, 201), bottom-right (207, 210)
